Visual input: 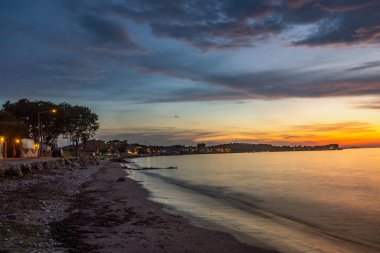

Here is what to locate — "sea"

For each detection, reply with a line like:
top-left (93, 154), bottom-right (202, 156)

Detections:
top-left (125, 148), bottom-right (380, 253)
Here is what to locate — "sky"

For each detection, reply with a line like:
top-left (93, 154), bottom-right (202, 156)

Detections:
top-left (1, 0), bottom-right (380, 147)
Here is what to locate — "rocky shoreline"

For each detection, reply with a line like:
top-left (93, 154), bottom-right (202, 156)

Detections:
top-left (0, 159), bottom-right (276, 253)
top-left (0, 157), bottom-right (99, 178)
top-left (0, 157), bottom-right (101, 252)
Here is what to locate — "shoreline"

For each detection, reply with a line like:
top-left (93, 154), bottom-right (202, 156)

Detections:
top-left (126, 155), bottom-right (380, 253)
top-left (0, 159), bottom-right (277, 252)
top-left (0, 158), bottom-right (101, 252)
top-left (53, 163), bottom-right (277, 252)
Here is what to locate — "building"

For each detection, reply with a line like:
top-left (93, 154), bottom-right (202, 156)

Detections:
top-left (0, 136), bottom-right (5, 159)
top-left (0, 111), bottom-right (30, 158)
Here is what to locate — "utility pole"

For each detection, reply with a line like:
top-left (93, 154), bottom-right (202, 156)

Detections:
top-left (37, 109), bottom-right (57, 157)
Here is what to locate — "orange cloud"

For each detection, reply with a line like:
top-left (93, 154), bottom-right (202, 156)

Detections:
top-left (98, 121), bottom-right (380, 147)
top-left (194, 122), bottom-right (380, 147)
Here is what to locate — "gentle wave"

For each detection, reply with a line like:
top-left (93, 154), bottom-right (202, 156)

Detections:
top-left (127, 150), bottom-right (380, 252)
top-left (138, 171), bottom-right (380, 252)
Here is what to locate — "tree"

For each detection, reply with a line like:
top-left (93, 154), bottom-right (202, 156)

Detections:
top-left (2, 99), bottom-right (99, 150)
top-left (197, 143), bottom-right (206, 149)
top-left (61, 105), bottom-right (99, 151)
top-left (0, 111), bottom-right (29, 139)
top-left (2, 99), bottom-right (59, 144)
top-left (117, 140), bottom-right (128, 154)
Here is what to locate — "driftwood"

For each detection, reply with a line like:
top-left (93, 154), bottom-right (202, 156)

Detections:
top-left (131, 166), bottom-right (177, 171)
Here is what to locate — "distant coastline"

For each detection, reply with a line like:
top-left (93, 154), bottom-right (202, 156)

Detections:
top-left (72, 140), bottom-right (342, 158)
top-left (133, 142), bottom-right (343, 157)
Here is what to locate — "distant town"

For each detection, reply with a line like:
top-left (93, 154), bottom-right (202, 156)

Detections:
top-left (0, 99), bottom-right (342, 160)
top-left (66, 140), bottom-right (342, 157)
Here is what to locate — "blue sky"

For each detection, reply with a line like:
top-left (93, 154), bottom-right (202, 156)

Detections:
top-left (2, 0), bottom-right (380, 146)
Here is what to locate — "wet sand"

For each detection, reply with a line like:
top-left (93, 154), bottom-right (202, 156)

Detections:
top-left (53, 164), bottom-right (277, 252)
top-left (0, 161), bottom-right (277, 253)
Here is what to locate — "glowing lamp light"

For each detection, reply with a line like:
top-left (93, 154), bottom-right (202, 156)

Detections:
top-left (0, 137), bottom-right (4, 142)
top-left (15, 139), bottom-right (20, 144)
top-left (51, 109), bottom-right (57, 113)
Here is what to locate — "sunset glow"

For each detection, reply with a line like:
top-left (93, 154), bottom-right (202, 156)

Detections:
top-left (2, 1), bottom-right (380, 147)
top-left (3, 2), bottom-right (380, 252)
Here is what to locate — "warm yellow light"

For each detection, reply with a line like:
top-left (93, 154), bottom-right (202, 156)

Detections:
top-left (15, 139), bottom-right (20, 144)
top-left (51, 109), bottom-right (57, 113)
top-left (0, 137), bottom-right (4, 142)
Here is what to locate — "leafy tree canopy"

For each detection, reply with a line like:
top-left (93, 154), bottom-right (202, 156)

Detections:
top-left (0, 110), bottom-right (29, 140)
top-left (2, 99), bottom-right (99, 148)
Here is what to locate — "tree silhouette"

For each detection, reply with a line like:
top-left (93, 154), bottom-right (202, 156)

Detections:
top-left (2, 99), bottom-right (99, 149)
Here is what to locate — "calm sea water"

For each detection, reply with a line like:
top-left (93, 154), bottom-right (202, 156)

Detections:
top-left (127, 148), bottom-right (380, 253)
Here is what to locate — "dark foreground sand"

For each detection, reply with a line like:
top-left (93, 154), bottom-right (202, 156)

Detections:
top-left (0, 161), bottom-right (278, 253)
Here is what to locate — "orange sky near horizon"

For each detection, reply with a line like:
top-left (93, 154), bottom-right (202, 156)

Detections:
top-left (97, 97), bottom-right (380, 147)
top-left (194, 125), bottom-right (380, 148)
top-left (4, 1), bottom-right (380, 148)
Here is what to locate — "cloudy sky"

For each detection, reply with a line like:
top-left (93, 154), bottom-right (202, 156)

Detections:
top-left (1, 0), bottom-right (380, 147)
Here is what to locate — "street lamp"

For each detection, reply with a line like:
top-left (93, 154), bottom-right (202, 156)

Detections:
top-left (38, 108), bottom-right (57, 157)
top-left (0, 136), bottom-right (5, 159)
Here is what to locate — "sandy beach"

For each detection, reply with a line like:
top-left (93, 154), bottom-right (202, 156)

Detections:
top-left (0, 160), bottom-right (277, 253)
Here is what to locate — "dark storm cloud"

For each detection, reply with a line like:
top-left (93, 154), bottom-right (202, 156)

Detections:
top-left (203, 70), bottom-right (380, 98)
top-left (294, 1), bottom-right (380, 45)
top-left (81, 15), bottom-right (134, 45)
top-left (162, 73), bottom-right (380, 102)
top-left (316, 0), bottom-right (379, 12)
top-left (77, 0), bottom-right (380, 48)
top-left (2, 0), bottom-right (380, 105)
top-left (107, 0), bottom-right (284, 49)
top-left (4, 0), bottom-right (380, 53)
top-left (283, 1), bottom-right (328, 24)
top-left (119, 55), bottom-right (380, 102)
